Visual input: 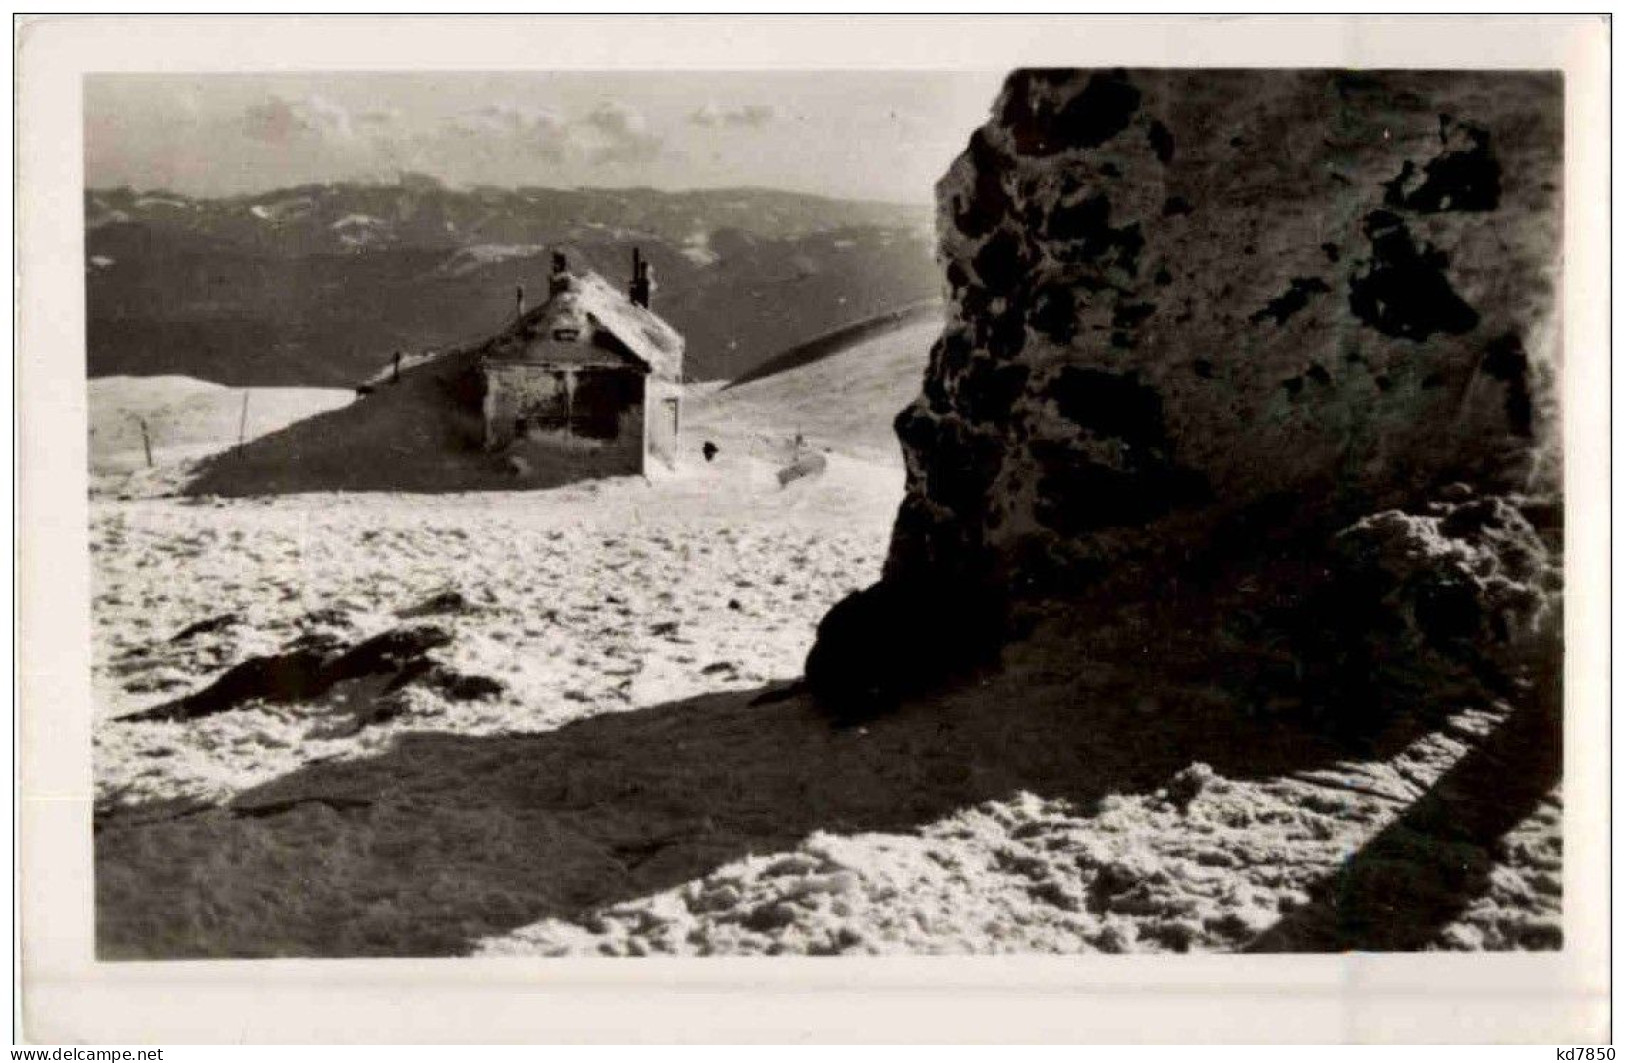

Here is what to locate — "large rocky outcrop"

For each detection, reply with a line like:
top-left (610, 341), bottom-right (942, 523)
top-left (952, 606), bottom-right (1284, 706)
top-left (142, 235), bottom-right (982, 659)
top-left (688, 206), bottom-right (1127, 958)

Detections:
top-left (808, 69), bottom-right (1561, 715)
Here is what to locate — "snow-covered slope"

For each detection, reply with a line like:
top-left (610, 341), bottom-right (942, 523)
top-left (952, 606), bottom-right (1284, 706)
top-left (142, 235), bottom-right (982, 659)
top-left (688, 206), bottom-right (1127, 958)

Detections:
top-left (88, 375), bottom-right (352, 473)
top-left (688, 318), bottom-right (938, 466)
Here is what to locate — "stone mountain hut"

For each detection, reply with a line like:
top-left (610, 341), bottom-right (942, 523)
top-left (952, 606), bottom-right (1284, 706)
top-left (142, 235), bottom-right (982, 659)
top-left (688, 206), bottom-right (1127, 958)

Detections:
top-left (475, 250), bottom-right (683, 475)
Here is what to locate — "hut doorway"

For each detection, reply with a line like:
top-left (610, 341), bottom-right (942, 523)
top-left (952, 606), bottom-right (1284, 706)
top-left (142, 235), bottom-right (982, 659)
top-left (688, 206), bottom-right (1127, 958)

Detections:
top-left (570, 368), bottom-right (642, 440)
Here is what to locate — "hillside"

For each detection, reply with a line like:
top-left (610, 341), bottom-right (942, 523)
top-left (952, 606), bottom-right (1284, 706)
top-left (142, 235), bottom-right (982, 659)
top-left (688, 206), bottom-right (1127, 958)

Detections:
top-left (688, 317), bottom-right (939, 465)
top-left (175, 342), bottom-right (548, 498)
top-left (85, 181), bottom-right (940, 386)
top-left (88, 375), bottom-right (352, 473)
top-left (723, 301), bottom-right (942, 389)
top-left (91, 313), bottom-right (938, 498)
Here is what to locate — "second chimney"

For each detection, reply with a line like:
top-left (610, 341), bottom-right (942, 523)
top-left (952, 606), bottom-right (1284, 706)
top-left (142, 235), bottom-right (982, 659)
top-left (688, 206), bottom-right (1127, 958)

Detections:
top-left (548, 251), bottom-right (571, 297)
top-left (629, 247), bottom-right (651, 309)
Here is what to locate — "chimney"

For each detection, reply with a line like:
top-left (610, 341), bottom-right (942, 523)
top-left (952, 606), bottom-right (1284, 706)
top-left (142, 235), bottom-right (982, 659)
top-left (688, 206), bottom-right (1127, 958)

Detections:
top-left (515, 284), bottom-right (525, 318)
top-left (629, 247), bottom-right (651, 309)
top-left (548, 251), bottom-right (570, 297)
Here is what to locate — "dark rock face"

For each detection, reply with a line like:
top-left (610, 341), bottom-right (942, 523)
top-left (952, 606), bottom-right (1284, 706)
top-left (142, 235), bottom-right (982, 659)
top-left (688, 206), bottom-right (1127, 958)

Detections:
top-left (1383, 117), bottom-right (1503, 213)
top-left (1250, 276), bottom-right (1332, 326)
top-left (1001, 69), bottom-right (1143, 156)
top-left (1348, 210), bottom-right (1480, 340)
top-left (804, 580), bottom-right (1006, 726)
top-left (807, 69), bottom-right (1561, 716)
top-left (1482, 331), bottom-right (1537, 437)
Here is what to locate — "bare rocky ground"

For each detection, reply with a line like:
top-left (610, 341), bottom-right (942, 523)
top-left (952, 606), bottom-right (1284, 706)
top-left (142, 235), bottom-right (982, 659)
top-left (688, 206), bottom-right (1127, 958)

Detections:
top-left (89, 328), bottom-right (1561, 958)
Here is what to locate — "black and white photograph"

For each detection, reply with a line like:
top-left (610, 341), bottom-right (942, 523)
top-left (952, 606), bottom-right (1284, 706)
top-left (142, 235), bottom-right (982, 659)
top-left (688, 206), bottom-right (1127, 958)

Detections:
top-left (14, 12), bottom-right (1612, 1046)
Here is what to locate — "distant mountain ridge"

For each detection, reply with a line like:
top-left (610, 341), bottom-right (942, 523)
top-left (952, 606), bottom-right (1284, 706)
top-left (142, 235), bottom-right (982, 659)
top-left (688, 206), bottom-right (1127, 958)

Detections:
top-left (86, 180), bottom-right (941, 387)
top-left (87, 178), bottom-right (932, 254)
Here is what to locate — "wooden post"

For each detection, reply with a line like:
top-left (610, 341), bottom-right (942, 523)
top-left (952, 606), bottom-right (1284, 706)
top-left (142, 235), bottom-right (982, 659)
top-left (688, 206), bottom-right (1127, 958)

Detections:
top-left (138, 418), bottom-right (153, 468)
top-left (237, 391), bottom-right (251, 452)
top-left (481, 371), bottom-right (496, 450)
top-left (563, 371), bottom-right (574, 438)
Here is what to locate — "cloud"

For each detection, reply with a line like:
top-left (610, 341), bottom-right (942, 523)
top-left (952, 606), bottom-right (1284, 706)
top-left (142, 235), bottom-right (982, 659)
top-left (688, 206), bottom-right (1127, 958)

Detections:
top-left (322, 97), bottom-right (666, 181)
top-left (583, 100), bottom-right (647, 138)
top-left (439, 102), bottom-right (657, 167)
top-left (241, 97), bottom-right (304, 142)
top-left (242, 94), bottom-right (354, 143)
top-left (579, 101), bottom-right (662, 167)
top-left (689, 102), bottom-right (777, 129)
top-left (444, 104), bottom-right (572, 161)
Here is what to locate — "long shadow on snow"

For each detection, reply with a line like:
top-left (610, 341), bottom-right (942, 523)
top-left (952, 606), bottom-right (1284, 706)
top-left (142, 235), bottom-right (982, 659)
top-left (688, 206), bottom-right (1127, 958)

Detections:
top-left (1246, 647), bottom-right (1562, 952)
top-left (93, 591), bottom-right (1541, 959)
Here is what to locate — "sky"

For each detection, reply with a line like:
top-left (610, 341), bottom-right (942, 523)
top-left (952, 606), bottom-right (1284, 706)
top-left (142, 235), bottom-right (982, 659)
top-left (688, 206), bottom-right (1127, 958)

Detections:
top-left (84, 71), bottom-right (1006, 205)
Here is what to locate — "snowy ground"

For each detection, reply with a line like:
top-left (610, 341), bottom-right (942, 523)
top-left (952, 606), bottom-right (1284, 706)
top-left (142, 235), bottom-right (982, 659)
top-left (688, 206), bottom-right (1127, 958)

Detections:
top-left (89, 359), bottom-right (1561, 958)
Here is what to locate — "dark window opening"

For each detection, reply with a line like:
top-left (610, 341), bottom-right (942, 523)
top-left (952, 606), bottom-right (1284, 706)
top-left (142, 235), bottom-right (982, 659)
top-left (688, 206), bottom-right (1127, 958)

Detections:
top-left (516, 409), bottom-right (567, 437)
top-left (571, 370), bottom-right (642, 440)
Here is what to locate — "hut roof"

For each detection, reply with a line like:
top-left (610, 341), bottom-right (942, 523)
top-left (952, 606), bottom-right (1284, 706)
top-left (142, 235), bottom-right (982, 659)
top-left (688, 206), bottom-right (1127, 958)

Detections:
top-left (479, 271), bottom-right (683, 381)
